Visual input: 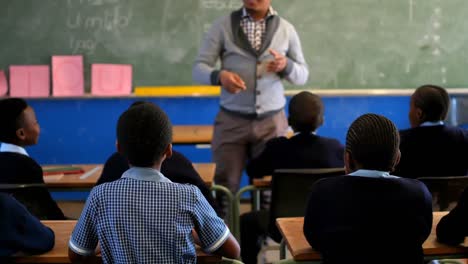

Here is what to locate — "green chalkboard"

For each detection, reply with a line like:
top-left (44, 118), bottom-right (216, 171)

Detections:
top-left (1, 0), bottom-right (468, 90)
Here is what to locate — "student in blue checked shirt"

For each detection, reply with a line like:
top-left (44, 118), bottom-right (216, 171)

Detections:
top-left (68, 103), bottom-right (240, 263)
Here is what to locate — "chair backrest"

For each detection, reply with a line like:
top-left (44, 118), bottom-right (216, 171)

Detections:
top-left (0, 183), bottom-right (47, 190)
top-left (268, 167), bottom-right (345, 241)
top-left (417, 176), bottom-right (468, 211)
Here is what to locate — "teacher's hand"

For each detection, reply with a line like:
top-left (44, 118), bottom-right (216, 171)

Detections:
top-left (267, 49), bottom-right (287, 73)
top-left (220, 70), bottom-right (247, 94)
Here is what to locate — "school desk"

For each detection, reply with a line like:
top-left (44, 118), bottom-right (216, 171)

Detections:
top-left (172, 125), bottom-right (213, 144)
top-left (42, 163), bottom-right (216, 190)
top-left (13, 220), bottom-right (222, 263)
top-left (172, 125), bottom-right (295, 144)
top-left (275, 212), bottom-right (468, 262)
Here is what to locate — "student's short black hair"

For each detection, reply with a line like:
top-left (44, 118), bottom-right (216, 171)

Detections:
top-left (288, 91), bottom-right (324, 133)
top-left (117, 103), bottom-right (172, 167)
top-left (346, 114), bottom-right (400, 171)
top-left (0, 98), bottom-right (29, 144)
top-left (413, 84), bottom-right (450, 122)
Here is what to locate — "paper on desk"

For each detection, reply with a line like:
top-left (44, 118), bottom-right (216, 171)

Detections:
top-left (52, 55), bottom-right (84, 96)
top-left (9, 65), bottom-right (50, 97)
top-left (91, 64), bottom-right (132, 96)
top-left (0, 70), bottom-right (7, 96)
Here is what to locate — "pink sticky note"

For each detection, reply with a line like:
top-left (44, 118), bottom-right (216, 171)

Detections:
top-left (52, 55), bottom-right (84, 97)
top-left (91, 64), bottom-right (132, 96)
top-left (9, 65), bottom-right (50, 97)
top-left (0, 71), bottom-right (7, 96)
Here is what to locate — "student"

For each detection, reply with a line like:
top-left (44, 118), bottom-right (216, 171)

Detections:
top-left (68, 103), bottom-right (239, 263)
top-left (303, 114), bottom-right (433, 264)
top-left (97, 102), bottom-right (219, 215)
top-left (436, 187), bottom-right (468, 245)
top-left (394, 85), bottom-right (468, 178)
top-left (246, 91), bottom-right (344, 179)
top-left (0, 98), bottom-right (65, 220)
top-left (240, 91), bottom-right (344, 264)
top-left (0, 193), bottom-right (55, 258)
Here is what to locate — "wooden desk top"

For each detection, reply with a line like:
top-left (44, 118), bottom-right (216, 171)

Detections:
top-left (15, 220), bottom-right (221, 263)
top-left (173, 125), bottom-right (213, 144)
top-left (42, 163), bottom-right (215, 189)
top-left (172, 125), bottom-right (294, 144)
top-left (43, 165), bottom-right (103, 189)
top-left (193, 163), bottom-right (216, 187)
top-left (276, 212), bottom-right (468, 261)
top-left (253, 176), bottom-right (272, 187)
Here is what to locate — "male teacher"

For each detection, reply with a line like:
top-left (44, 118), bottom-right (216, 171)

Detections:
top-left (193, 0), bottom-right (309, 211)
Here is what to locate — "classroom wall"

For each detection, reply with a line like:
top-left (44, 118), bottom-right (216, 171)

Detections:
top-left (27, 95), bottom-right (412, 165)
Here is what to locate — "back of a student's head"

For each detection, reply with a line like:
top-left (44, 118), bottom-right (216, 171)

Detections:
top-left (288, 91), bottom-right (324, 133)
top-left (117, 103), bottom-right (172, 167)
top-left (0, 98), bottom-right (39, 146)
top-left (345, 114), bottom-right (400, 173)
top-left (410, 84), bottom-right (449, 127)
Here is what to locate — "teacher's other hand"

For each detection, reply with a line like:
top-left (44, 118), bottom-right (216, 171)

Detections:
top-left (220, 70), bottom-right (247, 94)
top-left (267, 49), bottom-right (287, 73)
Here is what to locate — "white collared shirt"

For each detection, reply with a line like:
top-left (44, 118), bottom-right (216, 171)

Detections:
top-left (420, 121), bottom-right (444, 127)
top-left (348, 169), bottom-right (399, 179)
top-left (0, 143), bottom-right (28, 156)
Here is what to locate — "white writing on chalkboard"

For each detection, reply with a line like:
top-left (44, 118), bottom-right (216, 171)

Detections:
top-left (65, 0), bottom-right (132, 55)
top-left (200, 0), bottom-right (240, 10)
top-left (67, 0), bottom-right (120, 7)
top-left (67, 6), bottom-right (130, 31)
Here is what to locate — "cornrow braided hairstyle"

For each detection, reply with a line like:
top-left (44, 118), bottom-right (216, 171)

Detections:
top-left (346, 113), bottom-right (400, 172)
top-left (412, 84), bottom-right (450, 122)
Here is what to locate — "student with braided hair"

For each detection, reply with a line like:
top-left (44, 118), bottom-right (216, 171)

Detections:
top-left (394, 85), bottom-right (468, 178)
top-left (303, 114), bottom-right (433, 264)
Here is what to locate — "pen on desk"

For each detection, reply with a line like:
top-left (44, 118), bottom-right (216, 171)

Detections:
top-left (80, 166), bottom-right (102, 179)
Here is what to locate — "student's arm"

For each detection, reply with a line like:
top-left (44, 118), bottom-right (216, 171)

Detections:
top-left (190, 187), bottom-right (240, 259)
top-left (192, 18), bottom-right (225, 86)
top-left (246, 138), bottom-right (282, 179)
top-left (437, 187), bottom-right (468, 245)
top-left (303, 183), bottom-right (325, 250)
top-left (68, 188), bottom-right (100, 263)
top-left (5, 194), bottom-right (55, 254)
top-left (212, 233), bottom-right (240, 259)
top-left (278, 24), bottom-right (309, 85)
top-left (418, 181), bottom-right (434, 243)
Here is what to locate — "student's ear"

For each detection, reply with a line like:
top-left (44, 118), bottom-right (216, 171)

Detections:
top-left (391, 150), bottom-right (401, 172)
top-left (116, 141), bottom-right (122, 153)
top-left (318, 115), bottom-right (324, 127)
top-left (344, 151), bottom-right (354, 175)
top-left (163, 144), bottom-right (173, 160)
top-left (416, 108), bottom-right (424, 123)
top-left (16, 128), bottom-right (26, 142)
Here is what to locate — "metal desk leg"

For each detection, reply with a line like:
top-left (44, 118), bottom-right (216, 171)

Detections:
top-left (234, 185), bottom-right (270, 241)
top-left (211, 184), bottom-right (234, 231)
top-left (280, 238), bottom-right (286, 260)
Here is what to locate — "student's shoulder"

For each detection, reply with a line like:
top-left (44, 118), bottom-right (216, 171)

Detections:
top-left (267, 136), bottom-right (289, 146)
top-left (317, 136), bottom-right (344, 148)
top-left (310, 175), bottom-right (347, 191)
top-left (442, 125), bottom-right (468, 139)
top-left (0, 152), bottom-right (42, 171)
top-left (393, 177), bottom-right (431, 196)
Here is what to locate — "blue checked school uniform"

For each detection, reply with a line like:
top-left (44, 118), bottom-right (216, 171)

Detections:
top-left (69, 167), bottom-right (230, 264)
